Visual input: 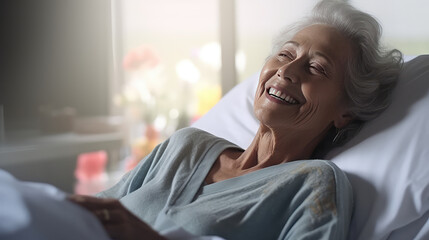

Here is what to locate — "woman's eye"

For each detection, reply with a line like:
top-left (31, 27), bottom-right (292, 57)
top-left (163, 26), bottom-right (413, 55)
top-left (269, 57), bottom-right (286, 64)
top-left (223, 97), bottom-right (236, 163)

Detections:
top-left (278, 51), bottom-right (294, 60)
top-left (310, 64), bottom-right (327, 76)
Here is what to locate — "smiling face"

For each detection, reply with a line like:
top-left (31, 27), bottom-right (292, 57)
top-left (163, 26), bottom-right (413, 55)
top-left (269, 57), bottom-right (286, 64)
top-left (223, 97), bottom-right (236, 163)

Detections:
top-left (254, 24), bottom-right (355, 137)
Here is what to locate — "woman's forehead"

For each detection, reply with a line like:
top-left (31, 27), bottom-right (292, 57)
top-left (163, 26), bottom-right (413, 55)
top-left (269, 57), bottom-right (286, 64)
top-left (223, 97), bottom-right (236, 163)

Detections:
top-left (287, 24), bottom-right (353, 64)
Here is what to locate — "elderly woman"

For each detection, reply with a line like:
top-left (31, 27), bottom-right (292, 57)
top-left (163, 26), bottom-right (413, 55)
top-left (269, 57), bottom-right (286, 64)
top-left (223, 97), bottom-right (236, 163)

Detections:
top-left (69, 1), bottom-right (402, 239)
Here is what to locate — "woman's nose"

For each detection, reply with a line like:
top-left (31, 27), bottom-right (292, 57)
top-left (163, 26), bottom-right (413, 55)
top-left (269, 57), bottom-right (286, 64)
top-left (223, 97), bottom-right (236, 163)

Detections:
top-left (277, 61), bottom-right (300, 84)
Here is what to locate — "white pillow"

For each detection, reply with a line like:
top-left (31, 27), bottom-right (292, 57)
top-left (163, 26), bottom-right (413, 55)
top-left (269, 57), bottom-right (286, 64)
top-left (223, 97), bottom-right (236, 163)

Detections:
top-left (192, 55), bottom-right (429, 240)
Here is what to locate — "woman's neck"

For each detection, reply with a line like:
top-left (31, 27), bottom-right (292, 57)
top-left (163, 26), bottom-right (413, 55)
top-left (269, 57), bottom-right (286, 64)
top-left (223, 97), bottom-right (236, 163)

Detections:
top-left (205, 125), bottom-right (329, 184)
top-left (234, 125), bottom-right (327, 170)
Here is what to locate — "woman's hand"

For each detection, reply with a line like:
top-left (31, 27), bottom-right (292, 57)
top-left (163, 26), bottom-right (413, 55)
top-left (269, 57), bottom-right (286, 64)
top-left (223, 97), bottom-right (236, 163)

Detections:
top-left (68, 195), bottom-right (167, 240)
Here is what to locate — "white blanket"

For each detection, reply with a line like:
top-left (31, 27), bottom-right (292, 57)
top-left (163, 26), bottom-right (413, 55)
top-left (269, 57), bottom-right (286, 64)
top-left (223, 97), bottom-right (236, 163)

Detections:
top-left (0, 169), bottom-right (110, 240)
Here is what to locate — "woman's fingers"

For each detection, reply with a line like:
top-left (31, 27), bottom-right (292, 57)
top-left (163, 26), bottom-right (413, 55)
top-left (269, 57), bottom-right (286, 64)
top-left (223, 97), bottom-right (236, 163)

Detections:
top-left (93, 208), bottom-right (114, 223)
top-left (67, 195), bottom-right (121, 211)
top-left (102, 213), bottom-right (166, 240)
top-left (68, 195), bottom-right (167, 240)
top-left (68, 195), bottom-right (126, 225)
top-left (68, 195), bottom-right (139, 224)
top-left (93, 208), bottom-right (127, 224)
top-left (104, 223), bottom-right (136, 240)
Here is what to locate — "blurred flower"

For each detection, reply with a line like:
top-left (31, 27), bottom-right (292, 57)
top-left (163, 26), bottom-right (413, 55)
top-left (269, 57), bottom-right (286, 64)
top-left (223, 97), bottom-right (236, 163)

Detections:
top-left (196, 86), bottom-right (221, 117)
top-left (118, 45), bottom-right (166, 123)
top-left (123, 45), bottom-right (161, 71)
top-left (198, 42), bottom-right (221, 70)
top-left (176, 59), bottom-right (200, 83)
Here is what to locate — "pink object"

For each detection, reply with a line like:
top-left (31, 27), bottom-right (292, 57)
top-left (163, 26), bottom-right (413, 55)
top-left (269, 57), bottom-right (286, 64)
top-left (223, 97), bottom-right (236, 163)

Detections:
top-left (74, 151), bottom-right (107, 181)
top-left (122, 45), bottom-right (160, 71)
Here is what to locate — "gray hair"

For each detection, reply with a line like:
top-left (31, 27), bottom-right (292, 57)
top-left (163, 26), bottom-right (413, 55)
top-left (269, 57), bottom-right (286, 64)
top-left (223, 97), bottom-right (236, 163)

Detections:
top-left (271, 0), bottom-right (403, 152)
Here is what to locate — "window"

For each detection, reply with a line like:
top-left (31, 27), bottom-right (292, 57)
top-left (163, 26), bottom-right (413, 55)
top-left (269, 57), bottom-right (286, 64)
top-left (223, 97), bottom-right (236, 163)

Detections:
top-left (350, 0), bottom-right (429, 56)
top-left (115, 0), bottom-right (221, 169)
top-left (114, 0), bottom-right (427, 171)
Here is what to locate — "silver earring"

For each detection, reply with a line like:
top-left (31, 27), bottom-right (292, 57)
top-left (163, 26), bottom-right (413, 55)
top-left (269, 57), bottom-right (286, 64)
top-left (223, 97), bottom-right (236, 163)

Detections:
top-left (333, 128), bottom-right (343, 144)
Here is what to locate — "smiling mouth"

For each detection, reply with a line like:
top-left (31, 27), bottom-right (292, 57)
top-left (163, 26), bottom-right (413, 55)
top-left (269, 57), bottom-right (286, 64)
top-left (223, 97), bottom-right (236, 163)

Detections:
top-left (268, 87), bottom-right (299, 104)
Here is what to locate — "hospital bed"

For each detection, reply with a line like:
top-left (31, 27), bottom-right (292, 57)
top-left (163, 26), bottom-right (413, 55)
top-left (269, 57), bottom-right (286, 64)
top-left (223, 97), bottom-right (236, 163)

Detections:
top-left (1, 55), bottom-right (428, 240)
top-left (193, 55), bottom-right (429, 240)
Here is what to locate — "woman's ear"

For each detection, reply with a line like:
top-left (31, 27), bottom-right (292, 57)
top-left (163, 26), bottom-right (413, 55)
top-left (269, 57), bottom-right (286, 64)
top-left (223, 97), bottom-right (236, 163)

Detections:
top-left (334, 111), bottom-right (354, 129)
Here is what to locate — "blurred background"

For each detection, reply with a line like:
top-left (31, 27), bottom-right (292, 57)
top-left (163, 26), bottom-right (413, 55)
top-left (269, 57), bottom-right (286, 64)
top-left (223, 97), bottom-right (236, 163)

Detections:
top-left (0, 0), bottom-right (428, 194)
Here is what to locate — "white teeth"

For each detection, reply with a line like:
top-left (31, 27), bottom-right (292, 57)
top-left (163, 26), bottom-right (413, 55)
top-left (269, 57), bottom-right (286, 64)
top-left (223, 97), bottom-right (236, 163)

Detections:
top-left (268, 87), bottom-right (298, 104)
